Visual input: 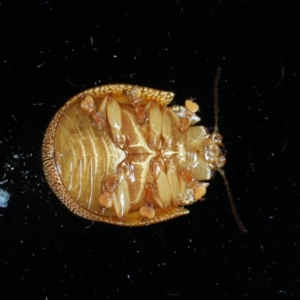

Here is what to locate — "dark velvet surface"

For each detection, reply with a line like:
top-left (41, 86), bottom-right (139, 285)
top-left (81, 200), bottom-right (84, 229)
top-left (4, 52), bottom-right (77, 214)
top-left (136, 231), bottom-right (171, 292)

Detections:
top-left (0, 1), bottom-right (299, 299)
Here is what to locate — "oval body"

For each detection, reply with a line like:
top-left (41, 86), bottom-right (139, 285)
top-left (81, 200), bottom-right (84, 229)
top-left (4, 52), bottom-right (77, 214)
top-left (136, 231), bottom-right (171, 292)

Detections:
top-left (42, 84), bottom-right (225, 226)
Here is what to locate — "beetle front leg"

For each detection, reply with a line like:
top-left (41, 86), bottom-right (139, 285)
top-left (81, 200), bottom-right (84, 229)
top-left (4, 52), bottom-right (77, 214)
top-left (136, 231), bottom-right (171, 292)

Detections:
top-left (169, 99), bottom-right (201, 132)
top-left (180, 99), bottom-right (200, 131)
top-left (180, 170), bottom-right (209, 203)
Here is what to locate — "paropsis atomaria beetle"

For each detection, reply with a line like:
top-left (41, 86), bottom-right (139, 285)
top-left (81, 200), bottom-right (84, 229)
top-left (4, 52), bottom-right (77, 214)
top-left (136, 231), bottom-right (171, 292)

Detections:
top-left (42, 69), bottom-right (246, 231)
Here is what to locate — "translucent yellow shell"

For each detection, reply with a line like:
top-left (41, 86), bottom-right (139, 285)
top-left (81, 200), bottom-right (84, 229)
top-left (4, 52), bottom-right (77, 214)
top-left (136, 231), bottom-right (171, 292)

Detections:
top-left (42, 84), bottom-right (225, 226)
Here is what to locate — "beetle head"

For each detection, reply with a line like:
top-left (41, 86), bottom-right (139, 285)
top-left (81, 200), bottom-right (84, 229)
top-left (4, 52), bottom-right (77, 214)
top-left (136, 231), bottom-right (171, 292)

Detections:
top-left (204, 132), bottom-right (226, 170)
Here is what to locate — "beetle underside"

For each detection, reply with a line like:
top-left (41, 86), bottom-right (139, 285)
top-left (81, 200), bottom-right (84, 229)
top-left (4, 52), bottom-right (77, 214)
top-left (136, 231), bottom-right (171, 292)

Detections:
top-left (42, 84), bottom-right (225, 225)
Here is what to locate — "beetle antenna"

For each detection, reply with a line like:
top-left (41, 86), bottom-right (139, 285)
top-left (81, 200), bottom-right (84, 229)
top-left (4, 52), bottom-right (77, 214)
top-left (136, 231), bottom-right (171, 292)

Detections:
top-left (218, 168), bottom-right (247, 233)
top-left (213, 66), bottom-right (221, 133)
top-left (213, 67), bottom-right (247, 233)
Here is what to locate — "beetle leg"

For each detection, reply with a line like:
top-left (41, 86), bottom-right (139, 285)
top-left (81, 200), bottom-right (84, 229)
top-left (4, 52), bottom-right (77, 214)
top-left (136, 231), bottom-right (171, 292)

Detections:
top-left (113, 167), bottom-right (131, 218)
top-left (124, 86), bottom-right (146, 124)
top-left (92, 95), bottom-right (110, 129)
top-left (138, 183), bottom-right (157, 219)
top-left (181, 170), bottom-right (207, 201)
top-left (178, 174), bottom-right (187, 204)
top-left (124, 85), bottom-right (142, 106)
top-left (98, 169), bottom-right (131, 218)
top-left (98, 95), bottom-right (108, 115)
top-left (106, 96), bottom-right (126, 148)
top-left (193, 185), bottom-right (207, 201)
top-left (165, 159), bottom-right (183, 205)
top-left (169, 99), bottom-right (201, 132)
top-left (98, 175), bottom-right (118, 208)
top-left (80, 95), bottom-right (107, 129)
top-left (168, 107), bottom-right (191, 132)
top-left (80, 95), bottom-right (95, 114)
top-left (112, 178), bottom-right (131, 218)
top-left (148, 102), bottom-right (162, 149)
top-left (98, 191), bottom-right (113, 208)
top-left (145, 182), bottom-right (164, 209)
top-left (168, 108), bottom-right (182, 129)
top-left (139, 204), bottom-right (155, 219)
top-left (105, 175), bottom-right (119, 193)
top-left (161, 107), bottom-right (173, 146)
top-left (179, 100), bottom-right (200, 132)
top-left (134, 106), bottom-right (146, 124)
top-left (185, 99), bottom-right (199, 113)
top-left (152, 158), bottom-right (172, 207)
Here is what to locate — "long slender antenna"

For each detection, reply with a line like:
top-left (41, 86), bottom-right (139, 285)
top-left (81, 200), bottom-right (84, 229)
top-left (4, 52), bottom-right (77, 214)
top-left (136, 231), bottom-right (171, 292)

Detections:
top-left (213, 67), bottom-right (221, 133)
top-left (213, 67), bottom-right (247, 233)
top-left (218, 168), bottom-right (247, 233)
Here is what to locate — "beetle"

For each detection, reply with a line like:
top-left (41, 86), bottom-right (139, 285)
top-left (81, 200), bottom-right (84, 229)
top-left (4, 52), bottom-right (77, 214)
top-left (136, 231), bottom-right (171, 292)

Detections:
top-left (42, 69), bottom-right (246, 231)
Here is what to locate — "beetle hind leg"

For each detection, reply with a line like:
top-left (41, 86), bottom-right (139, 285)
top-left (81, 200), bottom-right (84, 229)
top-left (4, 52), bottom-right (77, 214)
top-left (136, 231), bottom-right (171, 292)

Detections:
top-left (80, 95), bottom-right (107, 129)
top-left (98, 170), bottom-right (131, 218)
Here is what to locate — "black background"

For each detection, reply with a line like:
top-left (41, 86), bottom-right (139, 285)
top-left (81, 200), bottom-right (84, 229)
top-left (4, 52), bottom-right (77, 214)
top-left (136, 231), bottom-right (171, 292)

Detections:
top-left (0, 1), bottom-right (299, 299)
